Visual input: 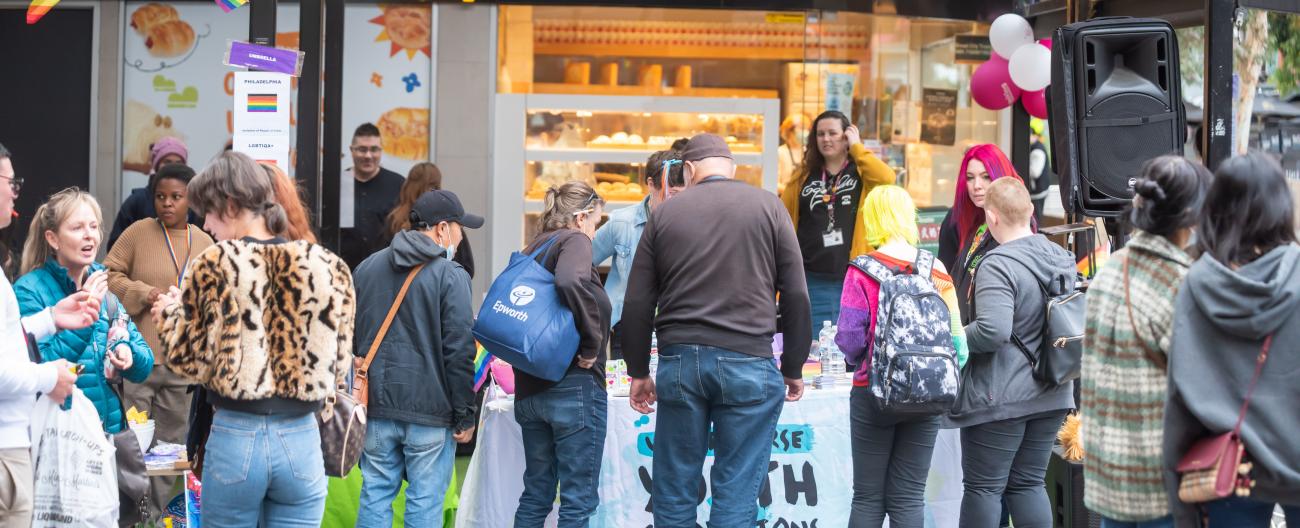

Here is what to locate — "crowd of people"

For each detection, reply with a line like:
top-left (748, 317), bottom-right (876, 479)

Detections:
top-left (0, 105), bottom-right (1296, 528)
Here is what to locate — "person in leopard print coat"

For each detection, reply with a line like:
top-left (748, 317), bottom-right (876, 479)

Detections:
top-left (153, 151), bottom-right (354, 527)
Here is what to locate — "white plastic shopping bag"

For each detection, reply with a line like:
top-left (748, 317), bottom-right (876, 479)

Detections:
top-left (29, 392), bottom-right (119, 527)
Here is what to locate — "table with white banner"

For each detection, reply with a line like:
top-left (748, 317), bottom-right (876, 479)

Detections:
top-left (457, 386), bottom-right (965, 528)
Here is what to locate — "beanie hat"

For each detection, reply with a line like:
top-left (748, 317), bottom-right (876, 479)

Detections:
top-left (150, 137), bottom-right (188, 172)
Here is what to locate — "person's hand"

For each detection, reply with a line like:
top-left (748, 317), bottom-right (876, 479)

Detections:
top-left (845, 124), bottom-right (862, 146)
top-left (150, 289), bottom-right (180, 327)
top-left (629, 377), bottom-right (657, 414)
top-left (146, 288), bottom-right (163, 305)
top-left (50, 291), bottom-right (100, 331)
top-left (783, 377), bottom-right (805, 402)
top-left (108, 344), bottom-right (133, 372)
top-left (577, 355), bottom-right (597, 369)
top-left (453, 427), bottom-right (476, 444)
top-left (46, 359), bottom-right (78, 402)
top-left (107, 323), bottom-right (129, 345)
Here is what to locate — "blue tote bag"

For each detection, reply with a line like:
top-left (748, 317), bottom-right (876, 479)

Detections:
top-left (473, 236), bottom-right (580, 381)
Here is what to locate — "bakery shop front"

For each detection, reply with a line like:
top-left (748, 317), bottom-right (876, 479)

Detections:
top-left (488, 2), bottom-right (1015, 264)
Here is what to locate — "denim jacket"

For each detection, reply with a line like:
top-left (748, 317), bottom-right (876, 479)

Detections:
top-left (591, 198), bottom-right (649, 326)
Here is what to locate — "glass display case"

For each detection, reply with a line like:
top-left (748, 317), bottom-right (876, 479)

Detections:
top-left (492, 94), bottom-right (780, 274)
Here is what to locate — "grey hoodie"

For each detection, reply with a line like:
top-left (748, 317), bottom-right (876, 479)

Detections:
top-left (945, 234), bottom-right (1077, 429)
top-left (1165, 244), bottom-right (1300, 525)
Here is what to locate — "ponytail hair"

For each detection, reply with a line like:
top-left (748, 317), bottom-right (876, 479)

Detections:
top-left (1125, 155), bottom-right (1211, 238)
top-left (189, 151), bottom-right (287, 239)
top-left (260, 162), bottom-right (317, 243)
top-left (538, 181), bottom-right (603, 234)
top-left (22, 188), bottom-right (103, 275)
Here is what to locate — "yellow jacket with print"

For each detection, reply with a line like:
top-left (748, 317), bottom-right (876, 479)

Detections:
top-left (780, 143), bottom-right (897, 259)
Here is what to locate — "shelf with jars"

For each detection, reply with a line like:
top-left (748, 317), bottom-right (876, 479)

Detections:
top-left (491, 94), bottom-right (780, 276)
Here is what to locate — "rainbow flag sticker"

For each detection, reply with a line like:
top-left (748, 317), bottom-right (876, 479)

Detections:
top-left (215, 0), bottom-right (248, 13)
top-left (247, 94), bottom-right (277, 113)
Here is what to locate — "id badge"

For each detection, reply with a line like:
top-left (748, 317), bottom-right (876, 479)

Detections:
top-left (822, 229), bottom-right (844, 247)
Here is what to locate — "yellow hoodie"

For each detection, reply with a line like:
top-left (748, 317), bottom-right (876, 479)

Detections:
top-left (780, 143), bottom-right (898, 260)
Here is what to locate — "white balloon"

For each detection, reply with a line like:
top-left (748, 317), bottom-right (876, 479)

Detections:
top-left (989, 13), bottom-right (1034, 59)
top-left (1008, 43), bottom-right (1052, 91)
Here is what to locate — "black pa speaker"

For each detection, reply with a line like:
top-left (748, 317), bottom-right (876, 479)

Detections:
top-left (1049, 17), bottom-right (1185, 217)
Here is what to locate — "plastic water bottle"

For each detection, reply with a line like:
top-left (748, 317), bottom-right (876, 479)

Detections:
top-left (818, 321), bottom-right (847, 380)
top-left (648, 333), bottom-right (659, 379)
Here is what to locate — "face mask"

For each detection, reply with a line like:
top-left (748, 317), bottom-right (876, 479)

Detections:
top-left (440, 241), bottom-right (456, 261)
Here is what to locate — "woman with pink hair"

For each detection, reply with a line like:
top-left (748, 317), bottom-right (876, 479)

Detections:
top-left (937, 144), bottom-right (1030, 323)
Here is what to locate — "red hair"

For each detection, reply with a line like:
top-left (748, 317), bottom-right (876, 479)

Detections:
top-left (952, 144), bottom-right (1026, 244)
top-left (259, 163), bottom-right (317, 244)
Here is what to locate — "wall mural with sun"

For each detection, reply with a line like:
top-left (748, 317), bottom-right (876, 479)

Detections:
top-left (118, 2), bottom-right (436, 208)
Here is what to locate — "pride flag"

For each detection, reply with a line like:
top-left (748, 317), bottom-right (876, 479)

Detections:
top-left (215, 0), bottom-right (248, 13)
top-left (26, 0), bottom-right (60, 24)
top-left (247, 94), bottom-right (277, 113)
top-left (472, 343), bottom-right (492, 392)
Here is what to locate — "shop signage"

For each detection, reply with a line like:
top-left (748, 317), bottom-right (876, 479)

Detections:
top-left (921, 88), bottom-right (958, 146)
top-left (232, 71), bottom-right (292, 169)
top-left (825, 73), bottom-right (856, 114)
top-left (917, 207), bottom-right (949, 255)
top-left (224, 40), bottom-right (304, 77)
top-left (955, 34), bottom-right (994, 64)
top-left (765, 12), bottom-right (806, 24)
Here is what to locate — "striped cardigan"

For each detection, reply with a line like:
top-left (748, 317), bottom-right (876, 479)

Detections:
top-left (1080, 232), bottom-right (1191, 521)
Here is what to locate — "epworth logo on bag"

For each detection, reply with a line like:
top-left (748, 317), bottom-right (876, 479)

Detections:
top-left (474, 236), bottom-right (580, 381)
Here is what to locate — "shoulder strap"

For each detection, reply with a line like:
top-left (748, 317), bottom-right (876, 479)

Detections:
top-left (1232, 334), bottom-right (1273, 436)
top-left (527, 235), bottom-right (561, 263)
top-left (914, 249), bottom-right (935, 279)
top-left (1123, 255), bottom-right (1167, 371)
top-left (850, 254), bottom-right (895, 285)
top-left (357, 263), bottom-right (426, 378)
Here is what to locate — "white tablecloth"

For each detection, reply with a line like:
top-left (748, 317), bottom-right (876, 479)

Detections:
top-left (457, 387), bottom-right (964, 528)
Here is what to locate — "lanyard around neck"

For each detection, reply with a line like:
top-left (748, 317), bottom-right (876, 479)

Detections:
top-left (160, 220), bottom-right (192, 287)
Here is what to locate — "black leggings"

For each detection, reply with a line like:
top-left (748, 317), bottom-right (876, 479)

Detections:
top-left (959, 411), bottom-right (1069, 528)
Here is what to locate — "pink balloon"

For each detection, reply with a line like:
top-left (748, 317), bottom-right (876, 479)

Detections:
top-left (1022, 89), bottom-right (1048, 119)
top-left (1039, 38), bottom-right (1053, 51)
top-left (971, 55), bottom-right (1022, 110)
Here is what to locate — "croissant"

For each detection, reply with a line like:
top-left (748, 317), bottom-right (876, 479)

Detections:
top-left (145, 20), bottom-right (195, 58)
top-left (130, 3), bottom-right (178, 35)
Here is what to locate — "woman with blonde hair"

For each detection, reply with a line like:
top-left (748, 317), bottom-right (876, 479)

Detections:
top-left (16, 188), bottom-right (154, 434)
top-left (513, 181), bottom-right (611, 527)
top-left (385, 162), bottom-right (474, 276)
top-left (835, 185), bottom-right (966, 527)
top-left (152, 151), bottom-right (353, 526)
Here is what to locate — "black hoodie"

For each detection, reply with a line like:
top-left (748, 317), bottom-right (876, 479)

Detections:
top-left (352, 230), bottom-right (476, 431)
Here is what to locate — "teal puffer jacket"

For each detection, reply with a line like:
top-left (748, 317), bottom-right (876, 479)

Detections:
top-left (16, 259), bottom-right (154, 434)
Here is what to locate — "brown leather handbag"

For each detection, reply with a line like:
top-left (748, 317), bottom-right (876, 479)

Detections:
top-left (318, 264), bottom-right (424, 477)
top-left (1175, 334), bottom-right (1272, 503)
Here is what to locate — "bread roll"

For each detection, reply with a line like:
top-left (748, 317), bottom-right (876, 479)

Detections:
top-left (130, 3), bottom-right (178, 35)
top-left (145, 20), bottom-right (196, 58)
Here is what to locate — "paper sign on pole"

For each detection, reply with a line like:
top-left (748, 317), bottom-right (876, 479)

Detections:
top-left (232, 71), bottom-right (292, 170)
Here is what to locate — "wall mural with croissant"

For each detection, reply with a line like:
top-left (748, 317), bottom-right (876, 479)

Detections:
top-left (120, 2), bottom-right (435, 201)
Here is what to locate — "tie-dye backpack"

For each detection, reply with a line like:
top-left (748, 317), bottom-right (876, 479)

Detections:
top-left (852, 250), bottom-right (961, 415)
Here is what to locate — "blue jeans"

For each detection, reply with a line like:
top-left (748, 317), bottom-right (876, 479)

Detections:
top-left (1205, 496), bottom-right (1300, 527)
top-left (201, 409), bottom-right (328, 527)
top-left (514, 370), bottom-right (608, 527)
top-left (356, 418), bottom-right (456, 527)
top-left (806, 271), bottom-right (843, 336)
top-left (653, 344), bottom-right (785, 528)
top-left (1100, 516), bottom-right (1174, 528)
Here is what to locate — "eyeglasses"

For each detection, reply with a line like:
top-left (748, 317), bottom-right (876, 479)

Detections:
top-left (350, 146), bottom-right (382, 154)
top-left (0, 175), bottom-right (23, 194)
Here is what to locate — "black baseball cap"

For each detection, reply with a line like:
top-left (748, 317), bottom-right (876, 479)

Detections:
top-left (410, 190), bottom-right (484, 229)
